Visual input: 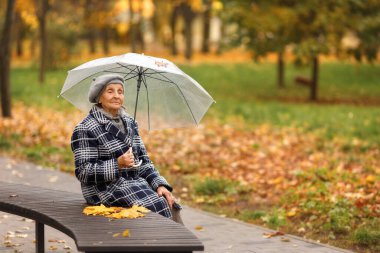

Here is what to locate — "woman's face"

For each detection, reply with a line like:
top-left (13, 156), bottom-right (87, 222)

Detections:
top-left (99, 83), bottom-right (124, 113)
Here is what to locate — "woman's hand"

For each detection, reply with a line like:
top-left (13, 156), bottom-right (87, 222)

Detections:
top-left (117, 147), bottom-right (135, 169)
top-left (157, 186), bottom-right (175, 208)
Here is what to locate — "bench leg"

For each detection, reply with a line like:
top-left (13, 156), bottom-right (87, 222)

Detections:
top-left (35, 221), bottom-right (44, 253)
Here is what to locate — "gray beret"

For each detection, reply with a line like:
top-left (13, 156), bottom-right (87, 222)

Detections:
top-left (88, 74), bottom-right (125, 103)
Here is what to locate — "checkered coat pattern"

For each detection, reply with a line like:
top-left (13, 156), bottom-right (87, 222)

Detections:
top-left (71, 106), bottom-right (178, 218)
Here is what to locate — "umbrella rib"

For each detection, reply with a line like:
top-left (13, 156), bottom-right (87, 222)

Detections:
top-left (141, 75), bottom-right (151, 131)
top-left (143, 71), bottom-right (168, 75)
top-left (117, 63), bottom-right (139, 75)
top-left (144, 74), bottom-right (175, 84)
top-left (124, 73), bottom-right (140, 81)
top-left (103, 70), bottom-right (132, 75)
top-left (150, 70), bottom-right (198, 126)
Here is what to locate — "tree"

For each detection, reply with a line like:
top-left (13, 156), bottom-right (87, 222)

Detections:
top-left (225, 0), bottom-right (349, 101)
top-left (224, 1), bottom-right (295, 88)
top-left (289, 0), bottom-right (347, 101)
top-left (84, 0), bottom-right (97, 54)
top-left (170, 0), bottom-right (201, 59)
top-left (201, 0), bottom-right (211, 53)
top-left (170, 2), bottom-right (180, 55)
top-left (0, 0), bottom-right (16, 118)
top-left (343, 0), bottom-right (380, 63)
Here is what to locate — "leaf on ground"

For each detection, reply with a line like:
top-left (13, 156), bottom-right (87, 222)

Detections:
top-left (113, 233), bottom-right (120, 238)
top-left (263, 231), bottom-right (285, 238)
top-left (281, 237), bottom-right (290, 242)
top-left (286, 208), bottom-right (297, 217)
top-left (195, 225), bottom-right (204, 231)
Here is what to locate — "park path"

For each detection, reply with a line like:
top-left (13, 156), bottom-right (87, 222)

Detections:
top-left (0, 156), bottom-right (354, 253)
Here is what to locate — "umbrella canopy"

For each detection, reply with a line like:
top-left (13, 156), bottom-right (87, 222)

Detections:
top-left (60, 53), bottom-right (215, 130)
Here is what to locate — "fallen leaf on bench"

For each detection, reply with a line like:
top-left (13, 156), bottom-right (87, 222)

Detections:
top-left (9, 194), bottom-right (18, 198)
top-left (83, 204), bottom-right (150, 219)
top-left (49, 245), bottom-right (58, 250)
top-left (195, 225), bottom-right (204, 231)
top-left (113, 233), bottom-right (120, 237)
top-left (63, 245), bottom-right (71, 250)
top-left (263, 231), bottom-right (285, 238)
top-left (122, 229), bottom-right (130, 237)
top-left (48, 239), bottom-right (58, 242)
top-left (57, 239), bottom-right (66, 244)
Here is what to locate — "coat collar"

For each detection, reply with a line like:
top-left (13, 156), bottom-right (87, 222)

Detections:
top-left (90, 105), bottom-right (134, 146)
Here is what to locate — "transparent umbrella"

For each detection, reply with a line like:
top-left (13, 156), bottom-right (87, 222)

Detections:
top-left (60, 53), bottom-right (215, 131)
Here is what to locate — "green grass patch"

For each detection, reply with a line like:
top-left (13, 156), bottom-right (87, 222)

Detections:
top-left (354, 222), bottom-right (380, 247)
top-left (194, 177), bottom-right (239, 196)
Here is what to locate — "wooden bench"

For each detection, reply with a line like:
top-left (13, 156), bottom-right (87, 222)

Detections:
top-left (0, 182), bottom-right (204, 253)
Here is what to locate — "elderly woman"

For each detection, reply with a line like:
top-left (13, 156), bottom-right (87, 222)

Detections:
top-left (71, 73), bottom-right (182, 223)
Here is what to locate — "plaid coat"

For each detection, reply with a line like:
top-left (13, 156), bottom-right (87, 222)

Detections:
top-left (71, 106), bottom-right (177, 219)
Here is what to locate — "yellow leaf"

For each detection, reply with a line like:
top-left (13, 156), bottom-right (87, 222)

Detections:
top-left (195, 197), bottom-right (205, 203)
top-left (131, 205), bottom-right (150, 213)
top-left (113, 233), bottom-right (120, 238)
top-left (195, 225), bottom-right (204, 231)
top-left (286, 208), bottom-right (297, 217)
top-left (83, 204), bottom-right (149, 219)
top-left (122, 229), bottom-right (130, 237)
top-left (366, 175), bottom-right (375, 183)
top-left (49, 245), bottom-right (58, 250)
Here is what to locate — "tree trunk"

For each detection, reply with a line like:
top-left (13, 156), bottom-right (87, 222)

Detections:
top-left (101, 27), bottom-right (109, 55)
top-left (15, 12), bottom-right (24, 57)
top-left (30, 37), bottom-right (36, 58)
top-left (310, 55), bottom-right (319, 101)
top-left (277, 51), bottom-right (285, 88)
top-left (201, 0), bottom-right (211, 53)
top-left (37, 0), bottom-right (48, 84)
top-left (129, 0), bottom-right (136, 52)
top-left (0, 0), bottom-right (15, 118)
top-left (182, 3), bottom-right (194, 60)
top-left (137, 6), bottom-right (145, 52)
top-left (88, 31), bottom-right (96, 54)
top-left (170, 4), bottom-right (179, 55)
top-left (216, 18), bottom-right (224, 55)
top-left (84, 0), bottom-right (96, 54)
